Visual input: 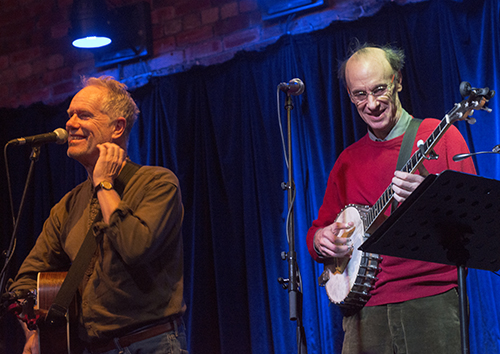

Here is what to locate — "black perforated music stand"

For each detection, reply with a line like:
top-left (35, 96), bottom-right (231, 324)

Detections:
top-left (360, 170), bottom-right (500, 354)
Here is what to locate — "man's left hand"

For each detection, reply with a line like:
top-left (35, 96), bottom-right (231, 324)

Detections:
top-left (391, 164), bottom-right (429, 203)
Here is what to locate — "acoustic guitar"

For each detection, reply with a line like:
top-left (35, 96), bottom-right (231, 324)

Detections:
top-left (36, 271), bottom-right (84, 354)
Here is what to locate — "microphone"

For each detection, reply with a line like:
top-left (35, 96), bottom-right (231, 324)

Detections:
top-left (278, 78), bottom-right (305, 96)
top-left (8, 128), bottom-right (68, 146)
top-left (452, 144), bottom-right (500, 161)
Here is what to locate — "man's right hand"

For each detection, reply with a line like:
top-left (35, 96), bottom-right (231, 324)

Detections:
top-left (313, 221), bottom-right (354, 258)
top-left (19, 319), bottom-right (40, 354)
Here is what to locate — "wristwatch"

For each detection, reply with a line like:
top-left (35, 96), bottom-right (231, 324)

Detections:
top-left (95, 181), bottom-right (114, 192)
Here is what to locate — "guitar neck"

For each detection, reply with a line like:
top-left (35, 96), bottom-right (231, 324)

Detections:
top-left (364, 111), bottom-right (459, 233)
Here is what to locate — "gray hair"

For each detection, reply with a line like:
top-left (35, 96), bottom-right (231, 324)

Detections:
top-left (82, 76), bottom-right (140, 139)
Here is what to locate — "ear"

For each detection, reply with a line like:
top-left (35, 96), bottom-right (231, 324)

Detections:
top-left (112, 117), bottom-right (127, 140)
top-left (396, 70), bottom-right (403, 93)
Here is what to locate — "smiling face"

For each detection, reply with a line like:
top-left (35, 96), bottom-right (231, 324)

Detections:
top-left (66, 85), bottom-right (118, 170)
top-left (345, 48), bottom-right (403, 140)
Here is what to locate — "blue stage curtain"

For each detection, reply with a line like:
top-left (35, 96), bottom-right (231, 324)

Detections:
top-left (1, 0), bottom-right (500, 353)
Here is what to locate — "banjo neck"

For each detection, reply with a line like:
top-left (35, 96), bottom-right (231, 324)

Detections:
top-left (363, 94), bottom-right (488, 234)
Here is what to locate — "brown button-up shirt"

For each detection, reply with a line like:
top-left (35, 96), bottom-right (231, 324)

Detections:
top-left (10, 163), bottom-right (185, 343)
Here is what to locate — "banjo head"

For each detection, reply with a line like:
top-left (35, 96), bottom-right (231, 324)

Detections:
top-left (320, 205), bottom-right (381, 309)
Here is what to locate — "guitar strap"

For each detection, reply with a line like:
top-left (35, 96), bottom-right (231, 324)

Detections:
top-left (391, 118), bottom-right (422, 214)
top-left (45, 160), bottom-right (142, 326)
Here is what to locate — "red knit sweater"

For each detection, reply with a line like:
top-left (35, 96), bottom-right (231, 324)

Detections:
top-left (306, 118), bottom-right (476, 306)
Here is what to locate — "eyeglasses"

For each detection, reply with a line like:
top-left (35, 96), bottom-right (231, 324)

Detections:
top-left (349, 74), bottom-right (395, 105)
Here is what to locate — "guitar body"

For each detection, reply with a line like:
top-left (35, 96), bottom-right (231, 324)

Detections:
top-left (318, 205), bottom-right (382, 313)
top-left (37, 272), bottom-right (84, 354)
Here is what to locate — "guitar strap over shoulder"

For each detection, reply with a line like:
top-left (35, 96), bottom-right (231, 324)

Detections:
top-left (391, 118), bottom-right (422, 214)
top-left (45, 161), bottom-right (142, 326)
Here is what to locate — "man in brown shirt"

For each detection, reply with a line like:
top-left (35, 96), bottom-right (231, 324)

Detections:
top-left (8, 76), bottom-right (188, 354)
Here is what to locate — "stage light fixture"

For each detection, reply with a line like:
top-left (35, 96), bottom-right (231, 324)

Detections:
top-left (70, 0), bottom-right (112, 49)
top-left (70, 1), bottom-right (153, 68)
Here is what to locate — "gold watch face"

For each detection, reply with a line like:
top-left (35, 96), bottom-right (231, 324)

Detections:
top-left (100, 181), bottom-right (113, 190)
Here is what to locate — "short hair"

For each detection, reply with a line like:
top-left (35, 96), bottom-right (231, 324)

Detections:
top-left (338, 41), bottom-right (405, 86)
top-left (82, 76), bottom-right (140, 139)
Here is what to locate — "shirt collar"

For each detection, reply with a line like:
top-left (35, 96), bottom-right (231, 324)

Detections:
top-left (368, 109), bottom-right (412, 142)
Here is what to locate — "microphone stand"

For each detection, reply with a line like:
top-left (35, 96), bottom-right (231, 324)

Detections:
top-left (0, 145), bottom-right (41, 297)
top-left (279, 94), bottom-right (307, 354)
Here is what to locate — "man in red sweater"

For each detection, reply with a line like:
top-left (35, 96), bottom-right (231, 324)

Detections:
top-left (307, 44), bottom-right (476, 353)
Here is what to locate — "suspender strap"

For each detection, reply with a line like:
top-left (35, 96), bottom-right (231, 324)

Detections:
top-left (391, 118), bottom-right (422, 214)
top-left (46, 161), bottom-right (142, 326)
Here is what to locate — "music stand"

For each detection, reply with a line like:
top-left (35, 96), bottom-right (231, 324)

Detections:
top-left (360, 170), bottom-right (500, 354)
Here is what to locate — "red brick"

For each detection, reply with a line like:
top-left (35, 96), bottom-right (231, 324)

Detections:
top-left (27, 2), bottom-right (53, 19)
top-left (1, 37), bottom-right (28, 54)
top-left (10, 47), bottom-right (41, 64)
top-left (28, 30), bottom-right (49, 48)
top-left (153, 36), bottom-right (176, 55)
top-left (15, 63), bottom-right (33, 79)
top-left (0, 0), bottom-right (18, 13)
top-left (176, 25), bottom-right (213, 47)
top-left (211, 0), bottom-right (233, 5)
top-left (152, 25), bottom-right (164, 40)
top-left (65, 49), bottom-right (95, 67)
top-left (0, 69), bottom-right (17, 83)
top-left (239, 0), bottom-right (259, 13)
top-left (47, 54), bottom-right (65, 70)
top-left (223, 27), bottom-right (260, 50)
top-left (57, 0), bottom-right (73, 8)
top-left (51, 21), bottom-right (70, 39)
top-left (164, 19), bottom-right (183, 36)
top-left (73, 59), bottom-right (98, 77)
top-left (0, 84), bottom-right (10, 99)
top-left (0, 56), bottom-right (9, 71)
top-left (0, 21), bottom-right (34, 38)
top-left (214, 13), bottom-right (259, 36)
top-left (43, 67), bottom-right (73, 86)
top-left (151, 0), bottom-right (183, 10)
top-left (40, 38), bottom-right (73, 58)
top-left (53, 80), bottom-right (78, 97)
top-left (183, 13), bottom-right (202, 31)
top-left (221, 2), bottom-right (239, 19)
top-left (201, 7), bottom-right (219, 25)
top-left (151, 7), bottom-right (176, 25)
top-left (36, 11), bottom-right (66, 30)
top-left (0, 9), bottom-right (29, 27)
top-left (32, 58), bottom-right (49, 75)
top-left (15, 77), bottom-right (43, 94)
top-left (175, 0), bottom-right (211, 17)
top-left (19, 87), bottom-right (52, 106)
top-left (185, 39), bottom-right (223, 61)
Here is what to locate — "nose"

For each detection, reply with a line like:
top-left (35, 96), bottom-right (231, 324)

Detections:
top-left (365, 93), bottom-right (380, 109)
top-left (66, 114), bottom-right (79, 131)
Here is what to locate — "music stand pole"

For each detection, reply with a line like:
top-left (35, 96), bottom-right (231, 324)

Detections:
top-left (457, 266), bottom-right (469, 354)
top-left (280, 94), bottom-right (307, 354)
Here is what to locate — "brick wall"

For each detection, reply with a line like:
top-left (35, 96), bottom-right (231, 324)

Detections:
top-left (0, 0), bottom-right (422, 108)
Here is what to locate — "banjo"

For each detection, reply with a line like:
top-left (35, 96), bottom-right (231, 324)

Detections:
top-left (318, 82), bottom-right (494, 313)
